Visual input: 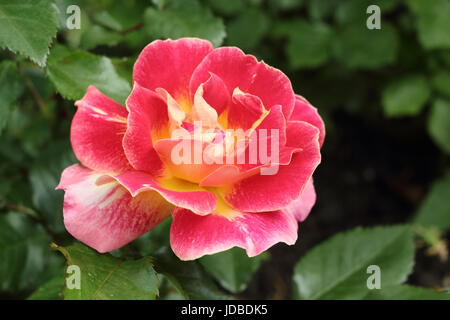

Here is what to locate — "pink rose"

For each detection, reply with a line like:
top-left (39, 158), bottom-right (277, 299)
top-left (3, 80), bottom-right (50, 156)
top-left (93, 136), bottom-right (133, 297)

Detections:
top-left (56, 38), bottom-right (325, 260)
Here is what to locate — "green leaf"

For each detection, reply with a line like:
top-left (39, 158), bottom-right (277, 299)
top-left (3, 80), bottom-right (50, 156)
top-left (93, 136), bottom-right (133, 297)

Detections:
top-left (432, 71), bottom-right (450, 97)
top-left (153, 247), bottom-right (229, 300)
top-left (0, 61), bottom-right (24, 135)
top-left (0, 211), bottom-right (63, 294)
top-left (408, 0), bottom-right (450, 50)
top-left (47, 45), bottom-right (131, 103)
top-left (208, 0), bottom-right (246, 16)
top-left (93, 0), bottom-right (146, 32)
top-left (54, 242), bottom-right (159, 300)
top-left (307, 0), bottom-right (339, 20)
top-left (0, 0), bottom-right (59, 66)
top-left (27, 271), bottom-right (65, 300)
top-left (144, 0), bottom-right (226, 47)
top-left (268, 0), bottom-right (303, 11)
top-left (382, 74), bottom-right (431, 117)
top-left (333, 23), bottom-right (398, 69)
top-left (293, 225), bottom-right (414, 300)
top-left (199, 248), bottom-right (266, 293)
top-left (286, 21), bottom-right (332, 69)
top-left (365, 285), bottom-right (450, 300)
top-left (29, 141), bottom-right (76, 233)
top-left (428, 99), bottom-right (450, 154)
top-left (226, 9), bottom-right (269, 51)
top-left (414, 171), bottom-right (450, 229)
top-left (80, 25), bottom-right (123, 50)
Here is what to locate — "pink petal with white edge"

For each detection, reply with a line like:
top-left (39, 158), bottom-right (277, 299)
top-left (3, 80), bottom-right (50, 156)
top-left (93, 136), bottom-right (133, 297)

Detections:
top-left (224, 121), bottom-right (321, 212)
top-left (133, 38), bottom-right (213, 101)
top-left (56, 165), bottom-right (171, 253)
top-left (190, 47), bottom-right (295, 118)
top-left (170, 208), bottom-right (298, 260)
top-left (290, 95), bottom-right (325, 147)
top-left (71, 86), bottom-right (131, 173)
top-left (123, 83), bottom-right (168, 174)
top-left (282, 178), bottom-right (316, 222)
top-left (113, 170), bottom-right (217, 215)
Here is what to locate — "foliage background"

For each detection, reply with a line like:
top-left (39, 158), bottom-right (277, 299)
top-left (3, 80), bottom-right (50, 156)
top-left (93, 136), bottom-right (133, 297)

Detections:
top-left (0, 0), bottom-right (449, 299)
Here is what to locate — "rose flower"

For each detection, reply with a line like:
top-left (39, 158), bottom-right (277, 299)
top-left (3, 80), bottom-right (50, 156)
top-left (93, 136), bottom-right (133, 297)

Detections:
top-left (57, 38), bottom-right (325, 260)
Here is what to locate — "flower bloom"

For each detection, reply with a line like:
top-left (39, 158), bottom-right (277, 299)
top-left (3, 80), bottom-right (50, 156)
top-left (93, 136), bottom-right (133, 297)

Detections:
top-left (56, 38), bottom-right (325, 260)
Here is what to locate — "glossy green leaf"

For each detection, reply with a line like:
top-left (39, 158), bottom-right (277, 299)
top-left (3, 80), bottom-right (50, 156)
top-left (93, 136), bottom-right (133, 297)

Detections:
top-left (153, 247), bottom-right (229, 300)
top-left (47, 45), bottom-right (131, 103)
top-left (428, 99), bottom-right (450, 154)
top-left (414, 171), bottom-right (450, 229)
top-left (0, 61), bottom-right (24, 135)
top-left (382, 74), bottom-right (431, 117)
top-left (54, 243), bottom-right (159, 300)
top-left (199, 248), bottom-right (266, 293)
top-left (144, 0), bottom-right (226, 47)
top-left (365, 285), bottom-right (450, 300)
top-left (293, 225), bottom-right (414, 300)
top-left (0, 0), bottom-right (59, 66)
top-left (27, 271), bottom-right (64, 300)
top-left (408, 0), bottom-right (450, 49)
top-left (286, 21), bottom-right (332, 69)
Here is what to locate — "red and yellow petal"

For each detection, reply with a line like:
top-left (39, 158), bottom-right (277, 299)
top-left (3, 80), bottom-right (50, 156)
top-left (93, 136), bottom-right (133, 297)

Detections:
top-left (170, 208), bottom-right (298, 260)
top-left (113, 170), bottom-right (217, 215)
top-left (56, 165), bottom-right (172, 253)
top-left (71, 86), bottom-right (131, 173)
top-left (223, 121), bottom-right (321, 212)
top-left (290, 95), bottom-right (325, 147)
top-left (190, 47), bottom-right (295, 118)
top-left (133, 38), bottom-right (213, 103)
top-left (123, 83), bottom-right (168, 174)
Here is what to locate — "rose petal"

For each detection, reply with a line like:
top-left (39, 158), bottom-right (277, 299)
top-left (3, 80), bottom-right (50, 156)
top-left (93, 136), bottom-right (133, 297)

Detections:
top-left (170, 208), bottom-right (298, 260)
top-left (200, 72), bottom-right (229, 115)
top-left (228, 89), bottom-right (265, 130)
top-left (113, 170), bottom-right (217, 215)
top-left (133, 38), bottom-right (213, 103)
top-left (223, 121), bottom-right (321, 212)
top-left (123, 83), bottom-right (168, 174)
top-left (190, 47), bottom-right (295, 118)
top-left (153, 138), bottom-right (223, 184)
top-left (282, 178), bottom-right (316, 222)
top-left (71, 86), bottom-right (130, 173)
top-left (290, 95), bottom-right (325, 147)
top-left (56, 164), bottom-right (171, 253)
